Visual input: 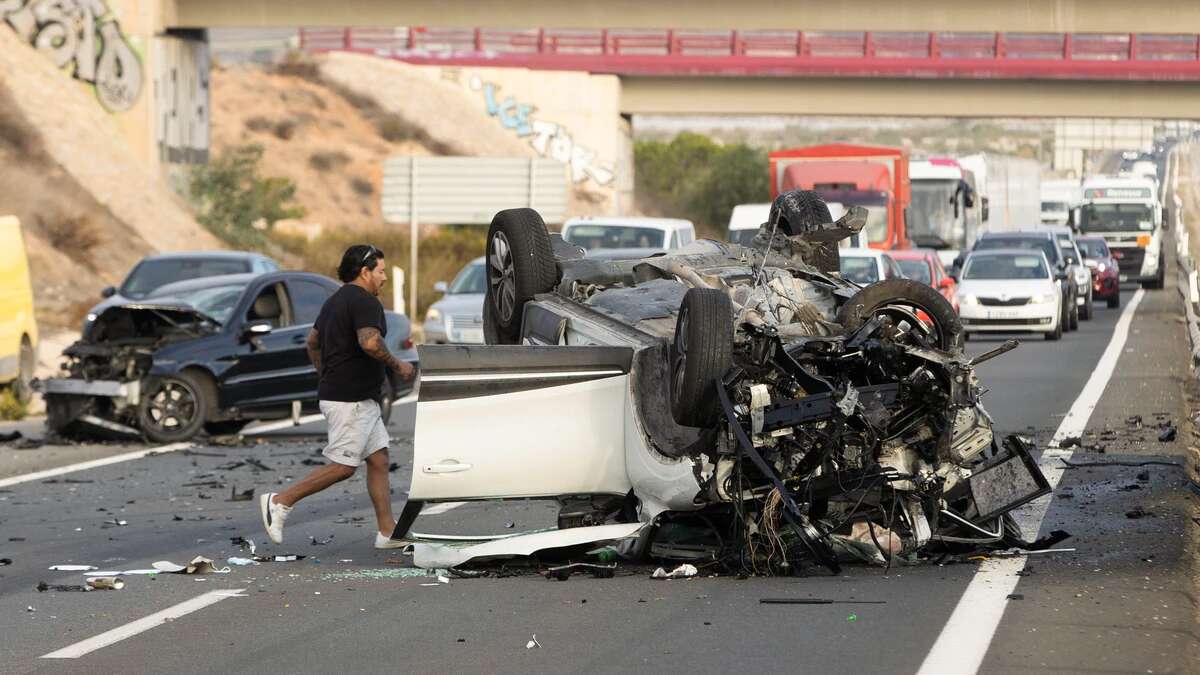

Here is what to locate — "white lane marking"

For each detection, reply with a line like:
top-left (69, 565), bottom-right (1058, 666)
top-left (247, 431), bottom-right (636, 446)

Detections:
top-left (421, 369), bottom-right (624, 382)
top-left (41, 589), bottom-right (246, 659)
top-left (420, 501), bottom-right (465, 515)
top-left (241, 413), bottom-right (325, 435)
top-left (0, 442), bottom-right (192, 489)
top-left (918, 288), bottom-right (1145, 675)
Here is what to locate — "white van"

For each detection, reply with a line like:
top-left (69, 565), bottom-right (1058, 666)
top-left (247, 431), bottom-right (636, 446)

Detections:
top-left (1078, 175), bottom-right (1163, 289)
top-left (727, 203), bottom-right (770, 246)
top-left (561, 216), bottom-right (695, 260)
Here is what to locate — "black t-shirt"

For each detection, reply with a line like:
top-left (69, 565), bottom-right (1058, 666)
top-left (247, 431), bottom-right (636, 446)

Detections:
top-left (314, 284), bottom-right (387, 402)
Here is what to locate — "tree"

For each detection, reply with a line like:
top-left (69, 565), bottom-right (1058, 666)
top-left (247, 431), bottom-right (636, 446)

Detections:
top-left (189, 144), bottom-right (306, 247)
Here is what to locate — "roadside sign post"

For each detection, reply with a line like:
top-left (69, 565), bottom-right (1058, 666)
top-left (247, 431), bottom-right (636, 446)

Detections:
top-left (382, 156), bottom-right (567, 318)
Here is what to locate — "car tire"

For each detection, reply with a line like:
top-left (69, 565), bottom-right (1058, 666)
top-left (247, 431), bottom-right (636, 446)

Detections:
top-left (836, 278), bottom-right (964, 351)
top-left (1107, 292), bottom-right (1121, 309)
top-left (1081, 290), bottom-right (1093, 321)
top-left (670, 288), bottom-right (733, 428)
top-left (138, 370), bottom-right (211, 443)
top-left (1045, 320), bottom-right (1063, 341)
top-left (962, 331), bottom-right (970, 342)
top-left (484, 208), bottom-right (557, 344)
top-left (203, 421), bottom-right (247, 436)
top-left (773, 189), bottom-right (840, 273)
top-left (13, 336), bottom-right (34, 405)
top-left (1069, 301), bottom-right (1079, 331)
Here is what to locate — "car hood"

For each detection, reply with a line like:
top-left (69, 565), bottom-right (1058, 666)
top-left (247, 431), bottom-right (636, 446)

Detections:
top-left (87, 302), bottom-right (221, 344)
top-left (958, 279), bottom-right (1056, 296)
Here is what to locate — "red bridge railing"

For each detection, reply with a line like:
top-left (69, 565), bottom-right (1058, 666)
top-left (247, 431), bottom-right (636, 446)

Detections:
top-left (298, 27), bottom-right (1200, 80)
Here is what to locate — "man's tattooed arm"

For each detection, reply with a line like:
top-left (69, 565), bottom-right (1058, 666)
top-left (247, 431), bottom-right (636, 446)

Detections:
top-left (357, 327), bottom-right (415, 378)
top-left (306, 328), bottom-right (322, 372)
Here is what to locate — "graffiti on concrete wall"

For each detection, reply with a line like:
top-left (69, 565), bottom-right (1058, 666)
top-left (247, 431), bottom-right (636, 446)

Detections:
top-left (469, 76), bottom-right (615, 186)
top-left (1, 0), bottom-right (143, 111)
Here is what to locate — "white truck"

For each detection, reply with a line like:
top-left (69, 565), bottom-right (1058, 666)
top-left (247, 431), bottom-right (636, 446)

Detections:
top-left (1077, 175), bottom-right (1164, 289)
top-left (958, 153), bottom-right (1042, 237)
top-left (1040, 180), bottom-right (1083, 227)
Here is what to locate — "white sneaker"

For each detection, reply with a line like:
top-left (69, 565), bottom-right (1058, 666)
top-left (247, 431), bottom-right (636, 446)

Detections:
top-left (374, 531), bottom-right (408, 550)
top-left (260, 493), bottom-right (291, 545)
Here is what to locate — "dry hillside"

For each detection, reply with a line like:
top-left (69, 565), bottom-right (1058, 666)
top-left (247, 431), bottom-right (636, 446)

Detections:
top-left (210, 52), bottom-right (608, 239)
top-left (0, 29), bottom-right (219, 329)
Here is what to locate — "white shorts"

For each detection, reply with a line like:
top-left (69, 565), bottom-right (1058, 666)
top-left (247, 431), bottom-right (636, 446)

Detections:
top-left (320, 399), bottom-right (389, 467)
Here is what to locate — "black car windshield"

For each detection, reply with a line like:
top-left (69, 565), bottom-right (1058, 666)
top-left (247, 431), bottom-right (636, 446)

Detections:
top-left (151, 282), bottom-right (249, 326)
top-left (975, 237), bottom-right (1059, 265)
top-left (1079, 203), bottom-right (1154, 233)
top-left (840, 256), bottom-right (880, 284)
top-left (1076, 239), bottom-right (1110, 258)
top-left (449, 263), bottom-right (486, 294)
top-left (964, 253), bottom-right (1049, 280)
top-left (121, 258), bottom-right (252, 299)
top-left (565, 225), bottom-right (664, 250)
top-left (896, 259), bottom-right (932, 284)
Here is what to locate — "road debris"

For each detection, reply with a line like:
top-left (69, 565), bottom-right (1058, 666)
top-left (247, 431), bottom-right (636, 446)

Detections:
top-left (310, 535), bottom-right (333, 546)
top-left (86, 577), bottom-right (124, 590)
top-left (544, 563), bottom-right (617, 581)
top-left (651, 564), bottom-right (699, 579)
top-left (252, 554), bottom-right (306, 562)
top-left (48, 564), bottom-right (98, 571)
top-left (152, 556), bottom-right (230, 574)
top-left (1058, 435), bottom-right (1083, 448)
top-left (227, 557), bottom-right (259, 566)
top-left (37, 581), bottom-right (91, 592)
top-left (228, 486), bottom-right (254, 502)
top-left (0, 558), bottom-right (12, 566)
top-left (525, 635), bottom-right (542, 649)
top-left (1157, 425), bottom-right (1177, 442)
top-left (102, 519), bottom-right (128, 527)
top-left (230, 536), bottom-right (257, 554)
top-left (1125, 507), bottom-right (1155, 519)
top-left (0, 430), bottom-right (21, 442)
top-left (759, 598), bottom-right (887, 605)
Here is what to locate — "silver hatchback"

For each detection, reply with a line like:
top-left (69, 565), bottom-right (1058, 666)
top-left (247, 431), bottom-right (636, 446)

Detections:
top-left (423, 257), bottom-right (486, 344)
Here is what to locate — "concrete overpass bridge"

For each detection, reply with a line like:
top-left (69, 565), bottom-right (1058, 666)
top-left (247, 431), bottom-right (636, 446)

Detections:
top-left (299, 26), bottom-right (1200, 118)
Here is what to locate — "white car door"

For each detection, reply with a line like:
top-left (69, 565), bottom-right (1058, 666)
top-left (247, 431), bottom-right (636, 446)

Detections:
top-left (409, 345), bottom-right (634, 501)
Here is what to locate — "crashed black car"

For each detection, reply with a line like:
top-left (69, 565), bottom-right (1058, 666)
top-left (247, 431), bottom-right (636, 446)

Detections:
top-left (41, 271), bottom-right (417, 443)
top-left (403, 191), bottom-right (1048, 573)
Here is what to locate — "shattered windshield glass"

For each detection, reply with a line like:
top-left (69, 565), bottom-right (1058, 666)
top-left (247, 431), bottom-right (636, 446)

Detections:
top-left (565, 225), bottom-right (665, 250)
top-left (149, 282), bottom-right (248, 326)
top-left (1079, 203), bottom-right (1155, 233)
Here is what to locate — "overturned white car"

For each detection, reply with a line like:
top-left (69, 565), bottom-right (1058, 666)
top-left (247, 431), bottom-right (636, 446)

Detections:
top-left (401, 191), bottom-right (1047, 573)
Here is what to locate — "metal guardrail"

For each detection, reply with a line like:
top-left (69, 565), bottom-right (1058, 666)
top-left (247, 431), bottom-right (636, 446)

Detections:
top-left (1169, 145), bottom-right (1200, 375)
top-left (299, 27), bottom-right (1200, 80)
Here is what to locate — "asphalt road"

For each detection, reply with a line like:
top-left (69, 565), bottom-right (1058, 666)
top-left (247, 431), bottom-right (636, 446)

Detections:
top-left (1, 282), bottom-right (1197, 674)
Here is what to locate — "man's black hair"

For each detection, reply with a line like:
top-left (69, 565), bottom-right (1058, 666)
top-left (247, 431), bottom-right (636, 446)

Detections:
top-left (337, 244), bottom-right (385, 283)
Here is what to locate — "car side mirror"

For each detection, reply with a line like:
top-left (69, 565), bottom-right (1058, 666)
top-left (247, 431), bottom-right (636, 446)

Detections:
top-left (101, 286), bottom-right (116, 298)
top-left (433, 281), bottom-right (448, 294)
top-left (242, 320), bottom-right (272, 340)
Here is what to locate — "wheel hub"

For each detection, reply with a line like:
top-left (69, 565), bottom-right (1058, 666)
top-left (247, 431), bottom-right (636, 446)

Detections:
top-left (488, 231), bottom-right (517, 322)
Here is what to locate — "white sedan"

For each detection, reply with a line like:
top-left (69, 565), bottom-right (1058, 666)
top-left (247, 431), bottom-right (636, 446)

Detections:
top-left (838, 248), bottom-right (904, 285)
top-left (956, 249), bottom-right (1063, 341)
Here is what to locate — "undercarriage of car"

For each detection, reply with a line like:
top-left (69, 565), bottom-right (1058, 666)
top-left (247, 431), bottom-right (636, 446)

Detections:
top-left (408, 190), bottom-right (1053, 575)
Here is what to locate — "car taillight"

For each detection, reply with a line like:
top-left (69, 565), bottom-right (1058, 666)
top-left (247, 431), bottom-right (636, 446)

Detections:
top-left (402, 339), bottom-right (413, 350)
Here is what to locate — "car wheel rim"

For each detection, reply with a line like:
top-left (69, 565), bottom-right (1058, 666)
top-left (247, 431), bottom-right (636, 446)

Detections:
top-left (672, 310), bottom-right (689, 403)
top-left (489, 232), bottom-right (517, 322)
top-left (146, 381), bottom-right (197, 432)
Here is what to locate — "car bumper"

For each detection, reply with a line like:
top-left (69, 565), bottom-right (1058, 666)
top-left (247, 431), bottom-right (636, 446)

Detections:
top-left (959, 305), bottom-right (1058, 332)
top-left (1093, 275), bottom-right (1120, 298)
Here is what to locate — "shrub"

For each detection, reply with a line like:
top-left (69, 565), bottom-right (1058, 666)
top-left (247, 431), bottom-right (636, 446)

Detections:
top-left (308, 150), bottom-right (351, 172)
top-left (634, 133), bottom-right (768, 239)
top-left (37, 212), bottom-right (100, 264)
top-left (0, 388), bottom-right (27, 421)
top-left (244, 116), bottom-right (272, 133)
top-left (273, 119), bottom-right (297, 140)
top-left (189, 144), bottom-right (306, 248)
top-left (376, 114), bottom-right (417, 143)
top-left (349, 176), bottom-right (374, 196)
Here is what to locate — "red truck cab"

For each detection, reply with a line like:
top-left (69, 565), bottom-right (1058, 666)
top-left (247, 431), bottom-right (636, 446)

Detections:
top-left (769, 144), bottom-right (911, 250)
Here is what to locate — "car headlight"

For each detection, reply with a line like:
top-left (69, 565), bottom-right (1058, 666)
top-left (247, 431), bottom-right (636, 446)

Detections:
top-left (86, 312), bottom-right (97, 322)
top-left (424, 308), bottom-right (441, 324)
top-left (957, 293), bottom-right (978, 306)
top-left (1095, 262), bottom-right (1106, 272)
top-left (1028, 292), bottom-right (1057, 305)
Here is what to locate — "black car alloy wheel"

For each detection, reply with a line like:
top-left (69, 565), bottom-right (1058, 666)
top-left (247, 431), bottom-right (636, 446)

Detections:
top-left (489, 230), bottom-right (517, 323)
top-left (138, 372), bottom-right (209, 443)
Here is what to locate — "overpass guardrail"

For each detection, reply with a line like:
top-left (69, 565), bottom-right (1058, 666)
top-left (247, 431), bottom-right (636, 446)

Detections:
top-left (300, 27), bottom-right (1200, 80)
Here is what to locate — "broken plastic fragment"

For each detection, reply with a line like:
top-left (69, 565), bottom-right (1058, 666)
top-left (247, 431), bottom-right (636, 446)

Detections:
top-left (86, 577), bottom-right (124, 590)
top-left (651, 563), bottom-right (698, 579)
top-left (48, 564), bottom-right (98, 571)
top-left (526, 635), bottom-right (542, 649)
top-left (152, 556), bottom-right (230, 574)
top-left (227, 557), bottom-right (260, 566)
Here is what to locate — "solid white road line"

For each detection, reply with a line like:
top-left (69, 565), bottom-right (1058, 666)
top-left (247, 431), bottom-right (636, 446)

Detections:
top-left (0, 442), bottom-right (192, 489)
top-left (41, 588), bottom-right (247, 659)
top-left (917, 288), bottom-right (1146, 675)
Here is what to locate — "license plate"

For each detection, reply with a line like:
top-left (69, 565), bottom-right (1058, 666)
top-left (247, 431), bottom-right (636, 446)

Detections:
top-left (454, 328), bottom-right (485, 344)
top-left (985, 309), bottom-right (1021, 320)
